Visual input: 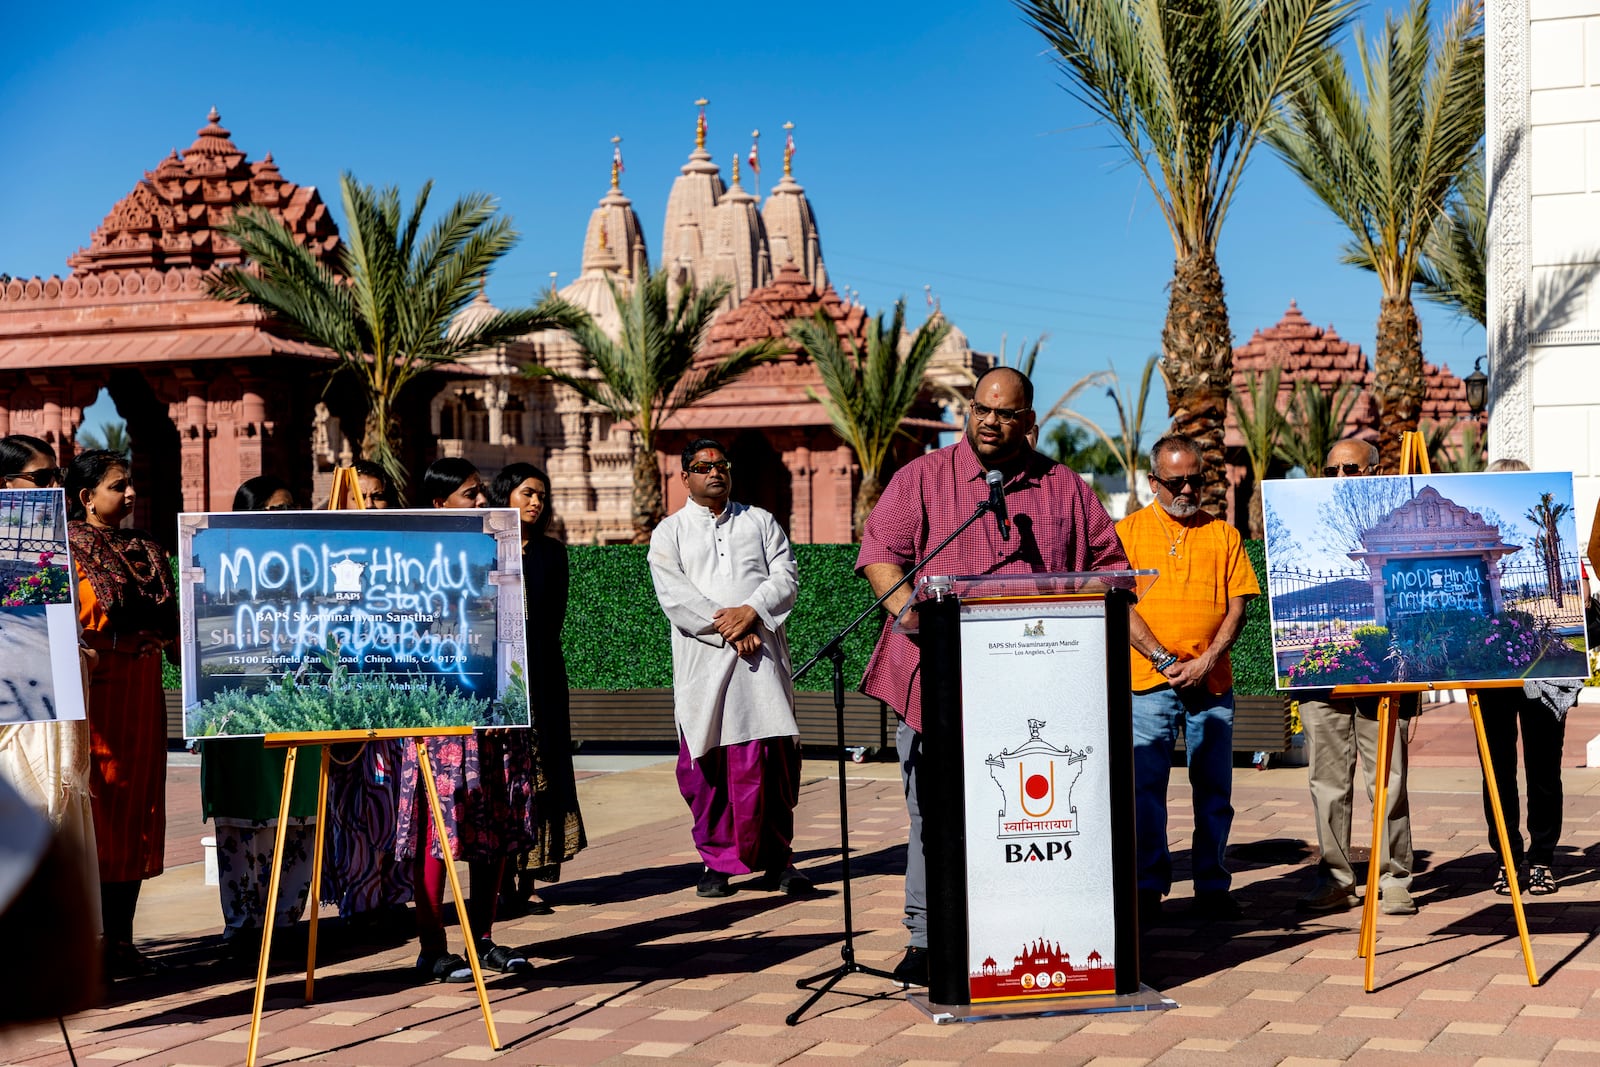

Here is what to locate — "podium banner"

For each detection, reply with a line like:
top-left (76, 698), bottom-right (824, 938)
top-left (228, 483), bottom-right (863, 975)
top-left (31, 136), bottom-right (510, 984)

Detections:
top-left (958, 595), bottom-right (1116, 1002)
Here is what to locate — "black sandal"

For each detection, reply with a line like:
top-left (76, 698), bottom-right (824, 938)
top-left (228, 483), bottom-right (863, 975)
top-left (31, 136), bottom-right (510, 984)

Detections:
top-left (416, 952), bottom-right (473, 983)
top-left (1528, 865), bottom-right (1557, 895)
top-left (1492, 867), bottom-right (1511, 896)
top-left (477, 939), bottom-right (532, 974)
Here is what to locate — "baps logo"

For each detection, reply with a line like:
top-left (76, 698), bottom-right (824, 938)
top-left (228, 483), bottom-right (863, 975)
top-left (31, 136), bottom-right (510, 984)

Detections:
top-left (1005, 841), bottom-right (1073, 863)
top-left (1022, 619), bottom-right (1047, 637)
top-left (330, 556), bottom-right (367, 595)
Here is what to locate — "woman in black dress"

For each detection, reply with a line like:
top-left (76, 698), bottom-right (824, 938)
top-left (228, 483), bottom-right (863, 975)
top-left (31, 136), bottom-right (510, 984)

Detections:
top-left (490, 463), bottom-right (586, 914)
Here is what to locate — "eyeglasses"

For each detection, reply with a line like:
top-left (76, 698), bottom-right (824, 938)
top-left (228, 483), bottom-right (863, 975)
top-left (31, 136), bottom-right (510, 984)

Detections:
top-left (364, 490), bottom-right (390, 503)
top-left (1323, 463), bottom-right (1378, 477)
top-left (263, 503), bottom-right (294, 511)
top-left (970, 402), bottom-right (1029, 425)
top-left (687, 460), bottom-right (732, 475)
top-left (6, 468), bottom-right (62, 487)
top-left (1149, 473), bottom-right (1201, 493)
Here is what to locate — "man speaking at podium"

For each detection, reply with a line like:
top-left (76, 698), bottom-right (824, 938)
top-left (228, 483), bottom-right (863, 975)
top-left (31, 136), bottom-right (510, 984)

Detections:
top-left (856, 367), bottom-right (1128, 987)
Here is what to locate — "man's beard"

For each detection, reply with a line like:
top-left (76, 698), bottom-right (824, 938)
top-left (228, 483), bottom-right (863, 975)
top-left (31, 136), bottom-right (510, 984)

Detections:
top-left (1159, 497), bottom-right (1198, 519)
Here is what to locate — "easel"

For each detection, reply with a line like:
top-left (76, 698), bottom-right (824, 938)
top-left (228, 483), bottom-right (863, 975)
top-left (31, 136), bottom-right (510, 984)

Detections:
top-left (244, 467), bottom-right (501, 1066)
top-left (1342, 431), bottom-right (1539, 993)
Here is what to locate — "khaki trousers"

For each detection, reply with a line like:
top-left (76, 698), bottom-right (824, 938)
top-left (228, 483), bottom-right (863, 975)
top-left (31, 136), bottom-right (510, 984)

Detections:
top-left (1301, 697), bottom-right (1413, 892)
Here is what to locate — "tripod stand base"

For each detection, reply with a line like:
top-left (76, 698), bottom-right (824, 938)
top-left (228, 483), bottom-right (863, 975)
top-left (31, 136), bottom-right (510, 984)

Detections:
top-left (907, 983), bottom-right (1176, 1024)
top-left (786, 956), bottom-right (902, 1026)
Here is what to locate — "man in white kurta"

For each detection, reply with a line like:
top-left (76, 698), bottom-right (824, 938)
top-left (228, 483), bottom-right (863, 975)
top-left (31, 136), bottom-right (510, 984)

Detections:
top-left (648, 439), bottom-right (810, 898)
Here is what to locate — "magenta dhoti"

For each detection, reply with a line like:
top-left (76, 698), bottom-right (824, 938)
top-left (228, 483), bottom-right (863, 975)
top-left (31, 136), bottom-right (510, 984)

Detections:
top-left (676, 735), bottom-right (801, 875)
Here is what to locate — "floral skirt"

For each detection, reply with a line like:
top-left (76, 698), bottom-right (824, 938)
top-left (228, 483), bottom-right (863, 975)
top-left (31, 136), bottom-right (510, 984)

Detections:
top-left (394, 731), bottom-right (535, 863)
top-left (215, 817), bottom-right (314, 934)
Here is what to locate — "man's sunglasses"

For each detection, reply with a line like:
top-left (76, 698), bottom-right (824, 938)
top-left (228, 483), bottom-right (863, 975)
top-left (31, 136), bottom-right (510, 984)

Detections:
top-left (687, 460), bottom-right (733, 475)
top-left (970, 402), bottom-right (1029, 425)
top-left (1149, 473), bottom-right (1201, 493)
top-left (1323, 463), bottom-right (1378, 477)
top-left (6, 468), bottom-right (63, 487)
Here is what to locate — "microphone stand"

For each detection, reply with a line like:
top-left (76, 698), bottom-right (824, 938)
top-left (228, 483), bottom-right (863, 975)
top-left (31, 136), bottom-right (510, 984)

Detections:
top-left (786, 494), bottom-right (1000, 1026)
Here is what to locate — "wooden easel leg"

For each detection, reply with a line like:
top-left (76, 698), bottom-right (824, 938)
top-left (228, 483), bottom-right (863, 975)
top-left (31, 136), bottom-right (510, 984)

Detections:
top-left (246, 745), bottom-right (300, 1067)
top-left (1360, 697), bottom-right (1393, 992)
top-left (1469, 691), bottom-right (1540, 986)
top-left (305, 746), bottom-right (332, 1003)
top-left (416, 742), bottom-right (501, 1051)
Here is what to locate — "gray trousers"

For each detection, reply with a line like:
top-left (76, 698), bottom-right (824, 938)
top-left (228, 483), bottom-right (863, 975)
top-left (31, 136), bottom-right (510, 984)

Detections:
top-left (896, 718), bottom-right (927, 948)
top-left (1301, 696), bottom-right (1413, 892)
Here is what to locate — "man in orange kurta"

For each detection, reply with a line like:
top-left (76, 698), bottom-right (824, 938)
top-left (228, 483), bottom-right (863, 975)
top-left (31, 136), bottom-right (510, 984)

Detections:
top-left (1118, 434), bottom-right (1259, 925)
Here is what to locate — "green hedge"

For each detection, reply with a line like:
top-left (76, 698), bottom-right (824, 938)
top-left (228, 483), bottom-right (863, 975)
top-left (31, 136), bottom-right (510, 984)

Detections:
top-left (563, 543), bottom-right (878, 692)
top-left (565, 538), bottom-right (1279, 695)
top-left (1233, 540), bottom-right (1276, 696)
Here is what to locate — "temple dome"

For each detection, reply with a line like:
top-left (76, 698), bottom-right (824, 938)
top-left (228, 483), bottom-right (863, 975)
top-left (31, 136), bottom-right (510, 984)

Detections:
top-left (582, 181), bottom-right (648, 279)
top-left (762, 170), bottom-right (826, 292)
top-left (67, 108), bottom-right (339, 275)
top-left (661, 108), bottom-right (726, 290)
top-left (449, 287), bottom-right (500, 339)
top-left (706, 157), bottom-right (771, 306)
top-left (698, 262), bottom-right (867, 361)
top-left (1225, 300), bottom-right (1377, 449)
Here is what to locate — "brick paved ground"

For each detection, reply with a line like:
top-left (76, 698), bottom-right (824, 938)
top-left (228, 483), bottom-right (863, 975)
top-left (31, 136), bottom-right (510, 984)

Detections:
top-left (3, 700), bottom-right (1599, 1066)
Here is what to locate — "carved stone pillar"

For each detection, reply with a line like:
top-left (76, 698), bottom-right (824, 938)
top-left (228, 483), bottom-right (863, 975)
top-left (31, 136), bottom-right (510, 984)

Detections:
top-left (171, 391), bottom-right (210, 515)
top-left (786, 446), bottom-right (813, 543)
top-left (484, 379), bottom-right (508, 446)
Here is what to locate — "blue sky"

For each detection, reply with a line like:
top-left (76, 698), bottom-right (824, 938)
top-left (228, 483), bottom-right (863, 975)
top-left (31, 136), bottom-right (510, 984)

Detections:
top-left (1, 1), bottom-right (1485, 437)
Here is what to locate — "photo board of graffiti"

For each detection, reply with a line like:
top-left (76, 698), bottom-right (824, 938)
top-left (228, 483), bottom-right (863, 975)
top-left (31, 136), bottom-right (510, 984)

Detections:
top-left (1262, 470), bottom-right (1591, 689)
top-left (177, 508), bottom-right (529, 738)
top-left (0, 489), bottom-right (85, 724)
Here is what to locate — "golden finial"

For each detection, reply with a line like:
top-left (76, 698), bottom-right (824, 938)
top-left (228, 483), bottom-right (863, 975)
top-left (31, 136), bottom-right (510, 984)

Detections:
top-left (783, 121), bottom-right (795, 176)
top-left (695, 98), bottom-right (709, 149)
top-left (610, 135), bottom-right (622, 189)
top-left (597, 221), bottom-right (609, 250)
top-left (731, 153), bottom-right (741, 184)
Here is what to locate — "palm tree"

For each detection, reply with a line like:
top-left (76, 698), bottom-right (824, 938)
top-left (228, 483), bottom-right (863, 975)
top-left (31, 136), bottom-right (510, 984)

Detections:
top-left (1043, 354), bottom-right (1160, 501)
top-left (1269, 0), bottom-right (1484, 473)
top-left (209, 174), bottom-right (553, 498)
top-left (1414, 147), bottom-right (1485, 328)
top-left (530, 270), bottom-right (785, 542)
top-left (1278, 379), bottom-right (1361, 477)
top-left (791, 300), bottom-right (950, 539)
top-left (78, 420), bottom-right (131, 456)
top-left (1018, 0), bottom-right (1357, 516)
top-left (1525, 492), bottom-right (1573, 605)
top-left (1229, 366), bottom-right (1286, 538)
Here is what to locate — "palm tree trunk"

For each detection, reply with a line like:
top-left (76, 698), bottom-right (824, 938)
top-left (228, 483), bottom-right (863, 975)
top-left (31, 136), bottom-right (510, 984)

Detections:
top-left (1162, 250), bottom-right (1233, 519)
top-left (1247, 476), bottom-right (1264, 541)
top-left (1372, 295), bottom-right (1425, 474)
top-left (632, 443), bottom-right (664, 544)
top-left (363, 401), bottom-right (406, 502)
top-left (853, 470), bottom-right (882, 543)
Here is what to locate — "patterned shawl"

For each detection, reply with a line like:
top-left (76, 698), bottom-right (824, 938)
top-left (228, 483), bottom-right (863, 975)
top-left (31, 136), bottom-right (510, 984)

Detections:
top-left (67, 520), bottom-right (178, 639)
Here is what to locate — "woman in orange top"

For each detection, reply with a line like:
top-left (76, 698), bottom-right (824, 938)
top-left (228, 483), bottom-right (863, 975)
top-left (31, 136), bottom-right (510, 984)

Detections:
top-left (65, 449), bottom-right (178, 978)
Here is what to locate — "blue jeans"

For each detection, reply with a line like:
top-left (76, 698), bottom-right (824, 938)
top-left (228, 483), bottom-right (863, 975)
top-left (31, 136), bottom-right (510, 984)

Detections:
top-left (1131, 687), bottom-right (1235, 895)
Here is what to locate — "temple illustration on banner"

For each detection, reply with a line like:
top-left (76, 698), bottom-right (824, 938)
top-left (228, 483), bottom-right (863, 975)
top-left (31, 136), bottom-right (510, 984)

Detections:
top-left (968, 935), bottom-right (1112, 1000)
top-left (986, 719), bottom-right (1090, 840)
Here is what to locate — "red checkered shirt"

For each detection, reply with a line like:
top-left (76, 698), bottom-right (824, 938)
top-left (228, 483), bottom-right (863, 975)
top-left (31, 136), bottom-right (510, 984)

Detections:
top-left (855, 438), bottom-right (1129, 731)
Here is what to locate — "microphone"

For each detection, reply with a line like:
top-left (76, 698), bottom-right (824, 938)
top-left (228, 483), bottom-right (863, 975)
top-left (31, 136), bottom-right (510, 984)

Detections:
top-left (984, 468), bottom-right (1011, 541)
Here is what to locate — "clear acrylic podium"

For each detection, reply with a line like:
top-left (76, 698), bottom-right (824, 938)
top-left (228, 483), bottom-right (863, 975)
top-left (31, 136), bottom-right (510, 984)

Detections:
top-left (896, 570), bottom-right (1175, 1021)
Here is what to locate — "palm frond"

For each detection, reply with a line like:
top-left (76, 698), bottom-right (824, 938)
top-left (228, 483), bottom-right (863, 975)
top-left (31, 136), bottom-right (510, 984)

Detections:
top-left (793, 301), bottom-right (951, 485)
